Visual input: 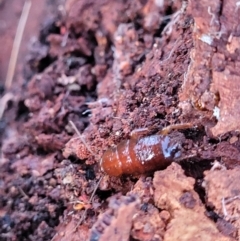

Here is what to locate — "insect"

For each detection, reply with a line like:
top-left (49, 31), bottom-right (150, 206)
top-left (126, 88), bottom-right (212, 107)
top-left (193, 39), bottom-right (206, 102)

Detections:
top-left (100, 123), bottom-right (194, 177)
top-left (68, 121), bottom-right (195, 230)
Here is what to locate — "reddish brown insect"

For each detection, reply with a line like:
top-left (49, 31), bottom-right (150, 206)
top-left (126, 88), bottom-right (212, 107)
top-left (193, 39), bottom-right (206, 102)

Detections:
top-left (69, 121), bottom-right (195, 229)
top-left (100, 123), bottom-right (193, 177)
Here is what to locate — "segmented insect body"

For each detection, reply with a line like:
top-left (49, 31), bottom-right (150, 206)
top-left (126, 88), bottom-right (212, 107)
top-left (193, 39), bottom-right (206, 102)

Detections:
top-left (100, 134), bottom-right (181, 177)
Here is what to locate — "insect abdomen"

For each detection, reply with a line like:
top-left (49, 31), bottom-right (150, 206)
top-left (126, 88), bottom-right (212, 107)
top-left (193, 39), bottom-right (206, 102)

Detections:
top-left (101, 134), bottom-right (179, 177)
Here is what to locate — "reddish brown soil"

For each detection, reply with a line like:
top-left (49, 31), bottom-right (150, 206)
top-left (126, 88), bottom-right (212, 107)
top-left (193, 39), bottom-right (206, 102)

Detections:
top-left (1, 0), bottom-right (240, 240)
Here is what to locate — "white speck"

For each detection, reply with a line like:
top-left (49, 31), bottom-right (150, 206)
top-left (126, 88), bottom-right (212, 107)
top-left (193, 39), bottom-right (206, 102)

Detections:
top-left (146, 153), bottom-right (155, 161)
top-left (213, 106), bottom-right (220, 120)
top-left (199, 34), bottom-right (213, 45)
top-left (155, 0), bottom-right (164, 8)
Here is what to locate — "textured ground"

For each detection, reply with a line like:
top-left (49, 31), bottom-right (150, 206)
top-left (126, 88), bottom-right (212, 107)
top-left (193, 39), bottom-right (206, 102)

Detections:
top-left (1, 0), bottom-right (240, 240)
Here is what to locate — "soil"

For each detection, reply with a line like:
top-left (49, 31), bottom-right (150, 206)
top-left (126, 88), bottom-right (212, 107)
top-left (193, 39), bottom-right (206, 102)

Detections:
top-left (0, 0), bottom-right (240, 240)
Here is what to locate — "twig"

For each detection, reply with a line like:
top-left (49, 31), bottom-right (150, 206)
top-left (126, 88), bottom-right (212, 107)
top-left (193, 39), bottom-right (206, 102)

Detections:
top-left (89, 176), bottom-right (103, 204)
top-left (161, 0), bottom-right (187, 36)
top-left (51, 161), bottom-right (103, 241)
top-left (222, 198), bottom-right (228, 217)
top-left (72, 176), bottom-right (103, 232)
top-left (207, 6), bottom-right (218, 26)
top-left (221, 196), bottom-right (240, 218)
top-left (160, 37), bottom-right (181, 63)
top-left (225, 195), bottom-right (240, 204)
top-left (18, 186), bottom-right (29, 199)
top-left (69, 120), bottom-right (94, 155)
top-left (68, 121), bottom-right (104, 231)
top-left (5, 0), bottom-right (32, 89)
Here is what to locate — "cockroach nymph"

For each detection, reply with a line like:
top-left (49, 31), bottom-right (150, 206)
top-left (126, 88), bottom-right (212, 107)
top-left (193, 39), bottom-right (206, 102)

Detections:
top-left (100, 123), bottom-right (195, 177)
